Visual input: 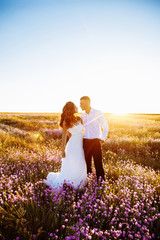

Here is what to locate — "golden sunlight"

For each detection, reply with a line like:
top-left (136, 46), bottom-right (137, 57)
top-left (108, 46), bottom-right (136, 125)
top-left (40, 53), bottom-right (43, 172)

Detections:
top-left (112, 113), bottom-right (128, 116)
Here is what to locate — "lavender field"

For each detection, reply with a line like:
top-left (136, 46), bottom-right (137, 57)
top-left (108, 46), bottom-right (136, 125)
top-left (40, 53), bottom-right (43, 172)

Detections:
top-left (0, 113), bottom-right (160, 240)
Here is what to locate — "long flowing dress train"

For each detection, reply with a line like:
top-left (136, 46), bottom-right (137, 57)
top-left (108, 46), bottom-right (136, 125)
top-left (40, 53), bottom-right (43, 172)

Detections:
top-left (45, 123), bottom-right (87, 190)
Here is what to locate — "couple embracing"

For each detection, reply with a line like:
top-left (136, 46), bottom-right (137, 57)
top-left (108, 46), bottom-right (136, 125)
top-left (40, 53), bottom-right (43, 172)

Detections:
top-left (45, 96), bottom-right (109, 190)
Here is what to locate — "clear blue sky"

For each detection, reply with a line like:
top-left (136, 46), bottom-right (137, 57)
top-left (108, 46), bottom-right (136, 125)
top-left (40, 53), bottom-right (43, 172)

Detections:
top-left (0, 0), bottom-right (160, 113)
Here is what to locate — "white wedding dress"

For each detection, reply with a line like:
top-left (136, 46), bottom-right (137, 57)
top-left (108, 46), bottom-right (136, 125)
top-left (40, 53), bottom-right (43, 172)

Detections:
top-left (45, 123), bottom-right (87, 190)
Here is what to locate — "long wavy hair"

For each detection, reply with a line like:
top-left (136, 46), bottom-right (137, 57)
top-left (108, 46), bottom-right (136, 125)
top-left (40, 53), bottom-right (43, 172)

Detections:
top-left (60, 101), bottom-right (82, 128)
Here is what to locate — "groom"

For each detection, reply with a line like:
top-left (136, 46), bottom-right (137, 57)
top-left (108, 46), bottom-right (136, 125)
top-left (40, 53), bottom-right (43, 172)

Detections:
top-left (80, 96), bottom-right (109, 182)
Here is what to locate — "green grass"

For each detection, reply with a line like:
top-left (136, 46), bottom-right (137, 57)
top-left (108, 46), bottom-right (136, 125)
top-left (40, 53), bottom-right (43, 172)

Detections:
top-left (0, 113), bottom-right (160, 239)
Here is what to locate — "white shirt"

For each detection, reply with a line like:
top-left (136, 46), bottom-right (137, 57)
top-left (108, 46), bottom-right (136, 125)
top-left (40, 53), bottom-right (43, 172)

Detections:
top-left (81, 108), bottom-right (109, 141)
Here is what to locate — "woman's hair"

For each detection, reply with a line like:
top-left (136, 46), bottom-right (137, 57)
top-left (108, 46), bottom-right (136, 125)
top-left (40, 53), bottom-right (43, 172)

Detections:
top-left (60, 101), bottom-right (81, 128)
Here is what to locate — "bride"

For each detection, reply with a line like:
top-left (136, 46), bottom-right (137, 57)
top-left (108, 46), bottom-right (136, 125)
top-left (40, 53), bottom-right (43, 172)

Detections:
top-left (45, 101), bottom-right (87, 190)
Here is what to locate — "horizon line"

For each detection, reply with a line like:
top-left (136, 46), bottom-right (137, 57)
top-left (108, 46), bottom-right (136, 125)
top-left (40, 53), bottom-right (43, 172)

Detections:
top-left (0, 112), bottom-right (160, 115)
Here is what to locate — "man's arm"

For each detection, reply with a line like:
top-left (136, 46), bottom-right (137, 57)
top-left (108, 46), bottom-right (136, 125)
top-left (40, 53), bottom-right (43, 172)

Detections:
top-left (99, 112), bottom-right (109, 141)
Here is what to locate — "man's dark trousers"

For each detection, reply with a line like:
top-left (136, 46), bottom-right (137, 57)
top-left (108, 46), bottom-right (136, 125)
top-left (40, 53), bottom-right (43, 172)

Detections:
top-left (83, 138), bottom-right (105, 182)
